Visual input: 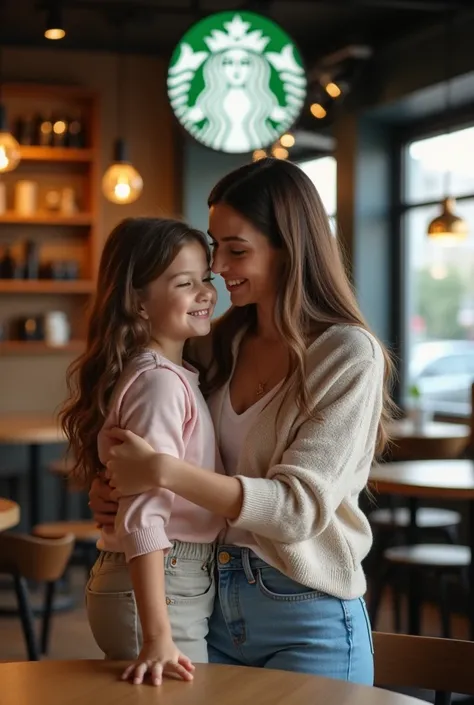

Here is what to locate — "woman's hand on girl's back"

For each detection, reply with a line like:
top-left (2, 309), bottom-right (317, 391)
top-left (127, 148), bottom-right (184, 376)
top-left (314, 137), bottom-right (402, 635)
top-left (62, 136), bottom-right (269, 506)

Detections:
top-left (88, 476), bottom-right (117, 529)
top-left (121, 635), bottom-right (195, 686)
top-left (105, 427), bottom-right (161, 496)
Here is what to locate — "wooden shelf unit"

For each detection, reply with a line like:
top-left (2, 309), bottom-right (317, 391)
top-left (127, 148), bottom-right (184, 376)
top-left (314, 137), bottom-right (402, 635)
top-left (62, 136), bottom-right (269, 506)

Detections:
top-left (0, 280), bottom-right (94, 294)
top-left (0, 212), bottom-right (93, 226)
top-left (0, 340), bottom-right (84, 355)
top-left (0, 83), bottom-right (100, 353)
top-left (18, 146), bottom-right (95, 163)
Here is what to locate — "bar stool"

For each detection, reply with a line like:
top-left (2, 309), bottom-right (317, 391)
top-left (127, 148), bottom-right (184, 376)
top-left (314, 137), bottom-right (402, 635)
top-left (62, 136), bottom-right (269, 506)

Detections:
top-left (370, 543), bottom-right (470, 637)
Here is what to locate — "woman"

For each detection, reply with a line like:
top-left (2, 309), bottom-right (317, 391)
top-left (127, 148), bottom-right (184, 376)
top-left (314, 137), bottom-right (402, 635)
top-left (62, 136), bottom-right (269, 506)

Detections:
top-left (89, 157), bottom-right (392, 684)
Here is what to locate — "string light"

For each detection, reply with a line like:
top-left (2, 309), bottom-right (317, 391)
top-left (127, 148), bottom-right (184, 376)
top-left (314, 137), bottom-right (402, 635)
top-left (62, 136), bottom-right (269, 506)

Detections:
top-left (310, 103), bottom-right (327, 119)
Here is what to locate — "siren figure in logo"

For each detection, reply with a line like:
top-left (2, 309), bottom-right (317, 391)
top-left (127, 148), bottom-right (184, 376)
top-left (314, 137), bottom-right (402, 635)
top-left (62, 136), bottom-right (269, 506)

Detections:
top-left (168, 14), bottom-right (306, 154)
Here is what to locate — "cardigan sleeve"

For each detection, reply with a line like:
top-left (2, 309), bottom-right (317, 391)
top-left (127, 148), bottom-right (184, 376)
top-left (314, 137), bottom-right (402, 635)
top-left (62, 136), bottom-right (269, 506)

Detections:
top-left (228, 352), bottom-right (384, 544)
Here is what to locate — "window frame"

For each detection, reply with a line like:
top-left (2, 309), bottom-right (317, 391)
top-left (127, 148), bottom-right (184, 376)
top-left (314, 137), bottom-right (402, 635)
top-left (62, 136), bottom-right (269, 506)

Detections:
top-left (395, 107), bottom-right (474, 419)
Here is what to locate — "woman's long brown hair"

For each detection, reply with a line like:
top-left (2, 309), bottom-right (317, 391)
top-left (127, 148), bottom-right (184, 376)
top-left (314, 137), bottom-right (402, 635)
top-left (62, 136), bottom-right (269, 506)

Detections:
top-left (60, 217), bottom-right (209, 488)
top-left (205, 158), bottom-right (395, 457)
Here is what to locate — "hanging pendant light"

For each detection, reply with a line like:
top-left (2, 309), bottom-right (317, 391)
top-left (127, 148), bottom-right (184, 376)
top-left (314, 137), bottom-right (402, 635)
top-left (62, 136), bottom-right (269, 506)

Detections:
top-left (427, 197), bottom-right (468, 243)
top-left (0, 47), bottom-right (21, 174)
top-left (102, 31), bottom-right (143, 205)
top-left (102, 138), bottom-right (143, 205)
top-left (427, 11), bottom-right (468, 243)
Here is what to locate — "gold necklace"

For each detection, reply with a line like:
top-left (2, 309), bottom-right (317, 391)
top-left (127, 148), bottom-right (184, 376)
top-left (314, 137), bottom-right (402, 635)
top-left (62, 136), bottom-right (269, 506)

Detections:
top-left (254, 348), bottom-right (284, 398)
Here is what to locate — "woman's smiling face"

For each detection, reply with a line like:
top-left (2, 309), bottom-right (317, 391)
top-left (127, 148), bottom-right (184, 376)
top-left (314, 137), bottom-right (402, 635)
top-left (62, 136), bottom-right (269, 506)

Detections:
top-left (208, 203), bottom-right (283, 308)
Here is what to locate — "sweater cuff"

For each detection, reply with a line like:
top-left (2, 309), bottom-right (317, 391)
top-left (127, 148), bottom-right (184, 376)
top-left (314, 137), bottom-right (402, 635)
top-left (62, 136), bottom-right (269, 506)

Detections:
top-left (121, 525), bottom-right (172, 562)
top-left (228, 476), bottom-right (280, 533)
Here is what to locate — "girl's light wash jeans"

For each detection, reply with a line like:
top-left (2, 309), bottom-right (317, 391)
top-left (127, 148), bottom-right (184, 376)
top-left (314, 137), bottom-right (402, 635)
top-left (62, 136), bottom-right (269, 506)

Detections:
top-left (86, 541), bottom-right (215, 663)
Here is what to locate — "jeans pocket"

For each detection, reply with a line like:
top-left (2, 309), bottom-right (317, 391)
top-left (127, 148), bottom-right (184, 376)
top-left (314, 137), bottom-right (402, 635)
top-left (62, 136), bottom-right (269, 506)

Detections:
top-left (166, 565), bottom-right (215, 604)
top-left (86, 586), bottom-right (140, 660)
top-left (256, 567), bottom-right (326, 602)
top-left (359, 598), bottom-right (374, 655)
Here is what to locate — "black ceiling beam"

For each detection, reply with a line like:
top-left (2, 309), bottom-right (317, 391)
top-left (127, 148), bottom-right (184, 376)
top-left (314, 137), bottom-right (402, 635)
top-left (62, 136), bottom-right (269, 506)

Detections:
top-left (35, 0), bottom-right (473, 16)
top-left (282, 0), bottom-right (470, 9)
top-left (348, 0), bottom-right (468, 11)
top-left (36, 1), bottom-right (202, 16)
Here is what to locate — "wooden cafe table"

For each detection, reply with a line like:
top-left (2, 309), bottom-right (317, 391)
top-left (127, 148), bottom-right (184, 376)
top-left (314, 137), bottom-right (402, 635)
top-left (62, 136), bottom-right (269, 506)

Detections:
top-left (0, 660), bottom-right (424, 705)
top-left (388, 419), bottom-right (469, 461)
top-left (370, 459), bottom-right (474, 636)
top-left (0, 414), bottom-right (65, 528)
top-left (0, 498), bottom-right (20, 532)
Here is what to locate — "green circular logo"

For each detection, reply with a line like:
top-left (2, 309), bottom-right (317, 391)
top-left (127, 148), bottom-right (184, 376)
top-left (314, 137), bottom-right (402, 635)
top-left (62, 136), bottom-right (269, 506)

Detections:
top-left (167, 11), bottom-right (307, 154)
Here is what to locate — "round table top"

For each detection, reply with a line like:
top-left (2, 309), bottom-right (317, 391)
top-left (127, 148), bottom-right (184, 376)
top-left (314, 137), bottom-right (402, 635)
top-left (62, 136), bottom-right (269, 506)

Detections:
top-left (0, 660), bottom-right (423, 705)
top-left (0, 413), bottom-right (65, 444)
top-left (370, 459), bottom-right (474, 500)
top-left (0, 498), bottom-right (20, 531)
top-left (389, 420), bottom-right (469, 441)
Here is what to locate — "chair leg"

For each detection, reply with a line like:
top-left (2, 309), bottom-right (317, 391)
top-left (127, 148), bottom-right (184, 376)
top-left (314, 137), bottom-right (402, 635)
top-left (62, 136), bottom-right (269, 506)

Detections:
top-left (443, 525), bottom-right (458, 545)
top-left (59, 480), bottom-right (69, 521)
top-left (392, 569), bottom-right (404, 633)
top-left (41, 581), bottom-right (56, 654)
top-left (13, 573), bottom-right (39, 661)
top-left (439, 575), bottom-right (451, 639)
top-left (368, 562), bottom-right (392, 629)
top-left (7, 476), bottom-right (21, 502)
top-left (407, 567), bottom-right (422, 635)
top-left (434, 691), bottom-right (451, 705)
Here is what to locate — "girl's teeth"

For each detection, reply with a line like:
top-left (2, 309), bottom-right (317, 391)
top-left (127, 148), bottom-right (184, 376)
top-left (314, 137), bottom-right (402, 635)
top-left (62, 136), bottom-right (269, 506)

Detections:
top-left (189, 310), bottom-right (208, 317)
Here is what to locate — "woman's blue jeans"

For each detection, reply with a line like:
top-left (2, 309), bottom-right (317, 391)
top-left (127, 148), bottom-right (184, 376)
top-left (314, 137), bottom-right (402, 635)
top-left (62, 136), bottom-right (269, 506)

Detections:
top-left (207, 545), bottom-right (374, 684)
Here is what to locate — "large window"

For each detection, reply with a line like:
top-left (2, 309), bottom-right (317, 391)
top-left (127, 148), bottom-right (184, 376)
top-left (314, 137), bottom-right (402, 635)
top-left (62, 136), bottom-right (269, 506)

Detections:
top-left (403, 125), bottom-right (474, 416)
top-left (298, 156), bottom-right (337, 230)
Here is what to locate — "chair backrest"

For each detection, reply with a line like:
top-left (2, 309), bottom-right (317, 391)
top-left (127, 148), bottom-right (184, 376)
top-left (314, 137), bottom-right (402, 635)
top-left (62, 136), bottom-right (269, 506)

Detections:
top-left (373, 631), bottom-right (474, 705)
top-left (0, 532), bottom-right (75, 582)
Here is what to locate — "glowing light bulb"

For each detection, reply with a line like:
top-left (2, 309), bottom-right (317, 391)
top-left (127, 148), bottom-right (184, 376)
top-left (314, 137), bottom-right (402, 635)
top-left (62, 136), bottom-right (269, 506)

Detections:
top-left (102, 162), bottom-right (143, 205)
top-left (325, 82), bottom-right (341, 98)
top-left (310, 103), bottom-right (327, 119)
top-left (45, 27), bottom-right (65, 40)
top-left (272, 146), bottom-right (289, 160)
top-left (114, 180), bottom-right (132, 202)
top-left (280, 133), bottom-right (295, 148)
top-left (0, 132), bottom-right (21, 173)
top-left (252, 149), bottom-right (267, 161)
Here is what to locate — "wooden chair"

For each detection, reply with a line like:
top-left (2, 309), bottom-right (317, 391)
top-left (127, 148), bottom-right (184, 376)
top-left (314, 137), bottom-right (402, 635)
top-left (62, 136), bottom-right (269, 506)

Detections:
top-left (0, 532), bottom-right (75, 660)
top-left (373, 631), bottom-right (474, 705)
top-left (34, 457), bottom-right (100, 575)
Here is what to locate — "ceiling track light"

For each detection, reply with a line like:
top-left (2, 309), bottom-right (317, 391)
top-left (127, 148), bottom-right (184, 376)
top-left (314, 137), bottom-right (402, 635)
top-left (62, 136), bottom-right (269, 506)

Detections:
top-left (44, 2), bottom-right (66, 40)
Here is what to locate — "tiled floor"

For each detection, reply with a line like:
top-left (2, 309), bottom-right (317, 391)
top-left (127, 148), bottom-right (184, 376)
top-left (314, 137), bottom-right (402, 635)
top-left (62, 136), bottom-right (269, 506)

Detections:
top-left (0, 568), bottom-right (469, 662)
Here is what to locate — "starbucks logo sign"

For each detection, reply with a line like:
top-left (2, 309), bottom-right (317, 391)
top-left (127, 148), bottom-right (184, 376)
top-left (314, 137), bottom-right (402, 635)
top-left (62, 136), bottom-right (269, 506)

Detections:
top-left (167, 11), bottom-right (306, 154)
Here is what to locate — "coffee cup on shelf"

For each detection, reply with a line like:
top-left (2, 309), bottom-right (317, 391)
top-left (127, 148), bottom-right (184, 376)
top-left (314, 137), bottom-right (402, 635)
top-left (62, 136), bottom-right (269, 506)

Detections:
top-left (14, 180), bottom-right (38, 216)
top-left (44, 311), bottom-right (70, 346)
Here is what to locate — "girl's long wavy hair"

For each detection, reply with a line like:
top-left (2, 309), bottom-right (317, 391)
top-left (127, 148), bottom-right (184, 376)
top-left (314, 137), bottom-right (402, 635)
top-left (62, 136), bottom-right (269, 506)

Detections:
top-left (60, 217), bottom-right (209, 488)
top-left (205, 158), bottom-right (395, 457)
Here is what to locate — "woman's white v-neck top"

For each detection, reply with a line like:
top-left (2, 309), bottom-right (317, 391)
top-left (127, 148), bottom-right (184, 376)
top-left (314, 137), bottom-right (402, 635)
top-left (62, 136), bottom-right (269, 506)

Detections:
top-left (213, 380), bottom-right (282, 559)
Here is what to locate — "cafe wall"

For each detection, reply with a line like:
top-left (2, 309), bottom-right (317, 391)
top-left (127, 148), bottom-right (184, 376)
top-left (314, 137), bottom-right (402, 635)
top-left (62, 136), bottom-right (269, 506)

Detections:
top-left (0, 46), bottom-right (179, 414)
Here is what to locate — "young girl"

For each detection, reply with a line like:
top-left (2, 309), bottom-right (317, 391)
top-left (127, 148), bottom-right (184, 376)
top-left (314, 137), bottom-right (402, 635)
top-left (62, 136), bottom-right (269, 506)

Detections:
top-left (90, 158), bottom-right (392, 685)
top-left (60, 217), bottom-right (223, 686)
